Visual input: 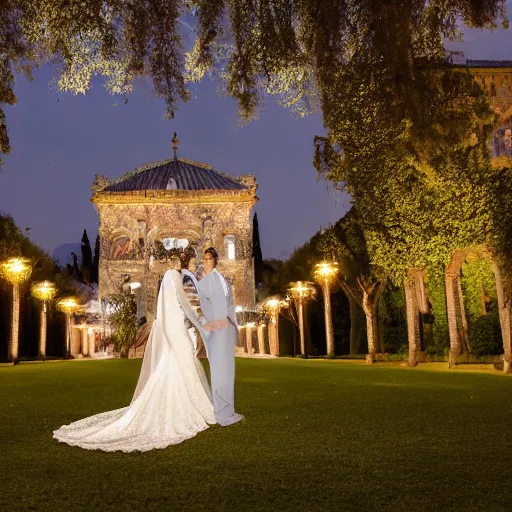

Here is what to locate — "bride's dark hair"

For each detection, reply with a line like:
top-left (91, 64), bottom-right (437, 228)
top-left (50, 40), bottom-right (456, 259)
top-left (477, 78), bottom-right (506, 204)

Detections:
top-left (179, 247), bottom-right (196, 269)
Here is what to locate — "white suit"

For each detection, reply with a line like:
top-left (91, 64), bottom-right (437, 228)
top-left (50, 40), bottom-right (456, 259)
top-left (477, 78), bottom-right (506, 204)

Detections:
top-left (198, 269), bottom-right (243, 426)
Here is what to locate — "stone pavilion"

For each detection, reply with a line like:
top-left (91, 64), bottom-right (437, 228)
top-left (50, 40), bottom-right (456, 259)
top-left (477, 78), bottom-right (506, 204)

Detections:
top-left (91, 136), bottom-right (258, 321)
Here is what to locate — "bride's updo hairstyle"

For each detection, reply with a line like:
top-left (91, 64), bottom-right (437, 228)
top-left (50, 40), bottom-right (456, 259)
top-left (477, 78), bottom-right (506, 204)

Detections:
top-left (179, 247), bottom-right (197, 270)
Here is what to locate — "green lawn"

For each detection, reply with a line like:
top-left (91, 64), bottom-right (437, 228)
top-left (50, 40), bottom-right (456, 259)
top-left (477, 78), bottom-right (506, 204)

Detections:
top-left (1, 358), bottom-right (511, 511)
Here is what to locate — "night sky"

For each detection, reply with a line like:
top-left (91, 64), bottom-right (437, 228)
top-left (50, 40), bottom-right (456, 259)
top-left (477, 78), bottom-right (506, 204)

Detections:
top-left (0, 7), bottom-right (511, 263)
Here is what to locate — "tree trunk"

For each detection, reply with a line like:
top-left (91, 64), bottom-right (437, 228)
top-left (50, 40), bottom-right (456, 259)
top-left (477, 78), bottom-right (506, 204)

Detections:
top-left (480, 283), bottom-right (488, 316)
top-left (446, 268), bottom-right (461, 367)
top-left (348, 295), bottom-right (362, 355)
top-left (404, 275), bottom-right (420, 367)
top-left (365, 311), bottom-right (378, 364)
top-left (493, 264), bottom-right (512, 373)
top-left (362, 280), bottom-right (386, 364)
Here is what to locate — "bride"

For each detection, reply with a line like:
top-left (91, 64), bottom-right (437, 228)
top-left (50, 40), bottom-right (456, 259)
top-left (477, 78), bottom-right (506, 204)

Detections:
top-left (53, 269), bottom-right (216, 452)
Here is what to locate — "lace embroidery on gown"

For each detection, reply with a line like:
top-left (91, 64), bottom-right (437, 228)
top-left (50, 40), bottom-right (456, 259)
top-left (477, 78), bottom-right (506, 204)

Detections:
top-left (53, 270), bottom-right (216, 452)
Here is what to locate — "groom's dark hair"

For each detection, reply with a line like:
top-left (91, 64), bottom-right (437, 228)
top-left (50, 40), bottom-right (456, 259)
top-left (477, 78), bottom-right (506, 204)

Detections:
top-left (204, 247), bottom-right (219, 266)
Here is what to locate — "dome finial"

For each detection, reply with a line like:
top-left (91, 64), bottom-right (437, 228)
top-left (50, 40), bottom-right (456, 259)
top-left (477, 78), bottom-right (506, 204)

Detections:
top-left (171, 132), bottom-right (180, 161)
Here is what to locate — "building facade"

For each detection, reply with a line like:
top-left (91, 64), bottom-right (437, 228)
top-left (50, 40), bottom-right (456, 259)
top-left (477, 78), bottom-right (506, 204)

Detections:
top-left (467, 60), bottom-right (512, 160)
top-left (91, 151), bottom-right (258, 321)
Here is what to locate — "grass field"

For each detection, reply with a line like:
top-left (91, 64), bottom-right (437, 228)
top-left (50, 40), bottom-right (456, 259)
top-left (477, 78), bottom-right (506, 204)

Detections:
top-left (1, 358), bottom-right (511, 511)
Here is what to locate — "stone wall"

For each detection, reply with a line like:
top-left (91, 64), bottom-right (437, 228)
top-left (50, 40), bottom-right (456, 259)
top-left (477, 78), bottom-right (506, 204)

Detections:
top-left (97, 200), bottom-right (256, 319)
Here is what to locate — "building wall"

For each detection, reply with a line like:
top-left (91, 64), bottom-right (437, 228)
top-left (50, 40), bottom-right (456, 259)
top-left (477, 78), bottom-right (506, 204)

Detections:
top-left (97, 200), bottom-right (256, 319)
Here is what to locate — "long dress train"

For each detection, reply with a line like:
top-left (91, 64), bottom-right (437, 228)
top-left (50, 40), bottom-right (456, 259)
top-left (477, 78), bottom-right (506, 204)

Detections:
top-left (53, 270), bottom-right (216, 452)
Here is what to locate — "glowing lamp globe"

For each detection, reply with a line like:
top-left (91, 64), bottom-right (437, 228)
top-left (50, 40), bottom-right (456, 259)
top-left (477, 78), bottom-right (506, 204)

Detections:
top-left (1, 257), bottom-right (32, 285)
top-left (57, 297), bottom-right (81, 314)
top-left (31, 281), bottom-right (57, 302)
top-left (314, 261), bottom-right (339, 282)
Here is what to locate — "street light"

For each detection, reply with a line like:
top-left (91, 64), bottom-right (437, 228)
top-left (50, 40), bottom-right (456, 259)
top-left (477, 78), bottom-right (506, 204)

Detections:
top-left (314, 261), bottom-right (339, 358)
top-left (31, 281), bottom-right (57, 358)
top-left (57, 297), bottom-right (81, 358)
top-left (0, 257), bottom-right (32, 363)
top-left (287, 281), bottom-right (316, 358)
top-left (264, 297), bottom-right (286, 356)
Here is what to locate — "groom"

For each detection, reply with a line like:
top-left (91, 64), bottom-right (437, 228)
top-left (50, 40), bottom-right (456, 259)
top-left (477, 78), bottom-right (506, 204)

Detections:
top-left (197, 247), bottom-right (244, 427)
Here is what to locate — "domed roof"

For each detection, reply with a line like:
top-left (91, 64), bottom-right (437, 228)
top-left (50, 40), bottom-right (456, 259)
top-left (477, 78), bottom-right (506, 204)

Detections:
top-left (103, 157), bottom-right (247, 193)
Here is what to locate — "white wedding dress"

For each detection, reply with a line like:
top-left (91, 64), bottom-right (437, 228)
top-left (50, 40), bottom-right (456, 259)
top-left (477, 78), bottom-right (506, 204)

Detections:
top-left (53, 270), bottom-right (216, 452)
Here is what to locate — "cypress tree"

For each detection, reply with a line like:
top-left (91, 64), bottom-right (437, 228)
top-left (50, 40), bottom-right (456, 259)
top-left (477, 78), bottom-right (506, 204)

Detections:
top-left (252, 213), bottom-right (263, 287)
top-left (81, 229), bottom-right (92, 283)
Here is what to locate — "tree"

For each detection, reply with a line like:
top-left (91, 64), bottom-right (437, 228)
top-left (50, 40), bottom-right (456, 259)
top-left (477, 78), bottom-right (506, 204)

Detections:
top-left (103, 293), bottom-right (138, 358)
top-left (0, 214), bottom-right (61, 360)
top-left (91, 235), bottom-right (100, 284)
top-left (318, 209), bottom-right (386, 360)
top-left (0, 1), bottom-right (507, 168)
top-left (81, 229), bottom-right (92, 284)
top-left (252, 212), bottom-right (263, 291)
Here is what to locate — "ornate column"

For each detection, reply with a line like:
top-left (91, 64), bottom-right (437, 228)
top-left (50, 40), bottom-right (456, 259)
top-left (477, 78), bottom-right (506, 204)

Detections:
top-left (245, 323), bottom-right (255, 354)
top-left (445, 254), bottom-right (466, 368)
top-left (257, 323), bottom-right (266, 354)
top-left (81, 327), bottom-right (89, 356)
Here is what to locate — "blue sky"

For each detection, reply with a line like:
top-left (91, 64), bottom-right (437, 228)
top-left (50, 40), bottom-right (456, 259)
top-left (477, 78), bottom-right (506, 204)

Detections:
top-left (1, 8), bottom-right (511, 261)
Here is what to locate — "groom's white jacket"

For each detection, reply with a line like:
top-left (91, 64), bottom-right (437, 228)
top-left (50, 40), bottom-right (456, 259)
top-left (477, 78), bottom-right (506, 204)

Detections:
top-left (197, 270), bottom-right (238, 329)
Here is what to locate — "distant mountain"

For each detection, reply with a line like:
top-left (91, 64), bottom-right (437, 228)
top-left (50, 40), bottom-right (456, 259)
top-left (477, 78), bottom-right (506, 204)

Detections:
top-left (52, 242), bottom-right (81, 267)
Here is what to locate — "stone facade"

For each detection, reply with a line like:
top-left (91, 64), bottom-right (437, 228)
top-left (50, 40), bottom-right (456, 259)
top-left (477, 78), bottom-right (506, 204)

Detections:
top-left (467, 61), bottom-right (512, 162)
top-left (91, 158), bottom-right (258, 320)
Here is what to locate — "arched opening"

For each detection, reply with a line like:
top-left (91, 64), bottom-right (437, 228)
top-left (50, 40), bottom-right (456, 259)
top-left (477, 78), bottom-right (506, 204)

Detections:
top-left (445, 246), bottom-right (507, 367)
top-left (460, 255), bottom-right (502, 357)
top-left (224, 235), bottom-right (236, 260)
top-left (110, 235), bottom-right (136, 260)
top-left (166, 177), bottom-right (178, 190)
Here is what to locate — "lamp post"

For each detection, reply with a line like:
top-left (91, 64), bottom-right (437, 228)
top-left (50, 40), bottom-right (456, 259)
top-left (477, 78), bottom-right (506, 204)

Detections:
top-left (57, 297), bottom-right (81, 358)
top-left (287, 281), bottom-right (316, 358)
top-left (264, 297), bottom-right (286, 356)
top-left (30, 281), bottom-right (57, 358)
top-left (314, 261), bottom-right (339, 358)
top-left (1, 258), bottom-right (32, 363)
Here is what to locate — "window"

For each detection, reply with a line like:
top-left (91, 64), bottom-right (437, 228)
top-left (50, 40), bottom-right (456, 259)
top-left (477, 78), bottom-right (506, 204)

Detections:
top-left (224, 235), bottom-right (236, 260)
top-left (162, 238), bottom-right (177, 250)
top-left (166, 178), bottom-right (178, 190)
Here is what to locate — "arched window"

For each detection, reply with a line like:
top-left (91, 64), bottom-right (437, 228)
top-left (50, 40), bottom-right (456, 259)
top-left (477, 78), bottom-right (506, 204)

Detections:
top-left (166, 177), bottom-right (178, 190)
top-left (110, 235), bottom-right (134, 260)
top-left (224, 235), bottom-right (236, 260)
top-left (162, 238), bottom-right (177, 250)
